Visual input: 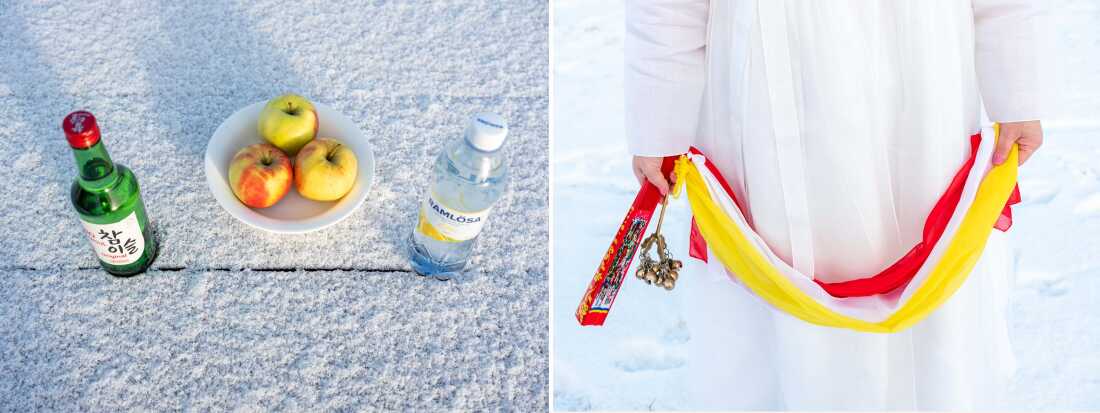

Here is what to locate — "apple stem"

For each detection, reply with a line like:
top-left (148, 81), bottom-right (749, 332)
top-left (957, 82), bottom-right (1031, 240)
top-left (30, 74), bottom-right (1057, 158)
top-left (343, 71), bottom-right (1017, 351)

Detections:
top-left (327, 144), bottom-right (342, 162)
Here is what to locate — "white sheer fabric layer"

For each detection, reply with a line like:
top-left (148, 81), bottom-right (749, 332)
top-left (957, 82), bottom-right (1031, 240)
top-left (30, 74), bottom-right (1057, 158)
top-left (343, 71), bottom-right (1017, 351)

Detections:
top-left (622, 0), bottom-right (1040, 409)
top-left (684, 232), bottom-right (1015, 411)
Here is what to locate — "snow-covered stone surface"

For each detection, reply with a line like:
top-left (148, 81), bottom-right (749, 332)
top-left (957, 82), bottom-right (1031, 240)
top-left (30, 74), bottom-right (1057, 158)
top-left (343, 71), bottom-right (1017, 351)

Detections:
top-left (0, 1), bottom-right (547, 410)
top-left (552, 0), bottom-right (1100, 410)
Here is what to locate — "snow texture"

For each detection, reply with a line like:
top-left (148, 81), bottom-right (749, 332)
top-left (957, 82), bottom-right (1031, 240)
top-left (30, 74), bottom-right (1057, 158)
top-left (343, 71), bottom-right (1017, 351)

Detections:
top-left (552, 0), bottom-right (1100, 410)
top-left (0, 1), bottom-right (547, 411)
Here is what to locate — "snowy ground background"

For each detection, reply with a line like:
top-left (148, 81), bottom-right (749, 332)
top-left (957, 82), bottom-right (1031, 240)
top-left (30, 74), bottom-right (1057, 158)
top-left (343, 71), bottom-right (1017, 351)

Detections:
top-left (552, 1), bottom-right (1100, 411)
top-left (0, 1), bottom-right (547, 411)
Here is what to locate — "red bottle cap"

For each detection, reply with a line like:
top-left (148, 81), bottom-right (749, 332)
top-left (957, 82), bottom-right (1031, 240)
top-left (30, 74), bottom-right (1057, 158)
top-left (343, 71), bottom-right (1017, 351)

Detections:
top-left (62, 111), bottom-right (101, 149)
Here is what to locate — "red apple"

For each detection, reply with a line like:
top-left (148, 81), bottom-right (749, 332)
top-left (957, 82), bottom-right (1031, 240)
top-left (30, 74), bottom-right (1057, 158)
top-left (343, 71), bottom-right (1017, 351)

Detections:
top-left (228, 143), bottom-right (292, 208)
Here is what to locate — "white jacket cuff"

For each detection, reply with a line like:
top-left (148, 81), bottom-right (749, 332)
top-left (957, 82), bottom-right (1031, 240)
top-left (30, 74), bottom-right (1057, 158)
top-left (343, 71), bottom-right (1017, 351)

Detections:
top-left (974, 0), bottom-right (1046, 122)
top-left (623, 0), bottom-right (708, 157)
top-left (624, 73), bottom-right (703, 157)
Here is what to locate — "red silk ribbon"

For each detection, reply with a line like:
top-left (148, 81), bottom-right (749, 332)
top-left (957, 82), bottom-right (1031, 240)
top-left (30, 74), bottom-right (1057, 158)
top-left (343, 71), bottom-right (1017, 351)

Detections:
top-left (687, 133), bottom-right (1019, 298)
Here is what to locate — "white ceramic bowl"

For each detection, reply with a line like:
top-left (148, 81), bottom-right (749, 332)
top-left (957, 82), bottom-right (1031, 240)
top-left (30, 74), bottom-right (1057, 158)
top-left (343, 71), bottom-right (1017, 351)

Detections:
top-left (204, 100), bottom-right (375, 234)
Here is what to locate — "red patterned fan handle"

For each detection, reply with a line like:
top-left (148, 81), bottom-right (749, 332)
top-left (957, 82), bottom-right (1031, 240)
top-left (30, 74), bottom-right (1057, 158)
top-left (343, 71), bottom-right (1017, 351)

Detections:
top-left (576, 156), bottom-right (676, 326)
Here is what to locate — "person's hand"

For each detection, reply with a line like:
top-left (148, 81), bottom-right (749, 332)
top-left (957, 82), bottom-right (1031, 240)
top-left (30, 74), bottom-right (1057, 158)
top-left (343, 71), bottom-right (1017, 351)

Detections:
top-left (994, 120), bottom-right (1043, 166)
top-left (632, 156), bottom-right (674, 196)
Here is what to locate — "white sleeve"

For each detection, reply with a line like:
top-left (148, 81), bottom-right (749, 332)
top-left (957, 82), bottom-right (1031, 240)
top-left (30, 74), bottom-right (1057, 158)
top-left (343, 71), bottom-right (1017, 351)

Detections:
top-left (624, 0), bottom-right (709, 157)
top-left (972, 0), bottom-right (1045, 122)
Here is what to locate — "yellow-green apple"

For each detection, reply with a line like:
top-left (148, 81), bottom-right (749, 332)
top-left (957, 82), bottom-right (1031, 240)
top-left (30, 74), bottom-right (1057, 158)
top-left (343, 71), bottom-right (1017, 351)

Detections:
top-left (228, 143), bottom-right (293, 208)
top-left (295, 137), bottom-right (358, 201)
top-left (257, 94), bottom-right (317, 156)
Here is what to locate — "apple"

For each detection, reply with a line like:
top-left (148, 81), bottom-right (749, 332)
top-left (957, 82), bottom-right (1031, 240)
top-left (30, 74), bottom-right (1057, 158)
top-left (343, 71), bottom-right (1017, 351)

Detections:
top-left (228, 143), bottom-right (293, 208)
top-left (295, 137), bottom-right (358, 201)
top-left (257, 94), bottom-right (318, 156)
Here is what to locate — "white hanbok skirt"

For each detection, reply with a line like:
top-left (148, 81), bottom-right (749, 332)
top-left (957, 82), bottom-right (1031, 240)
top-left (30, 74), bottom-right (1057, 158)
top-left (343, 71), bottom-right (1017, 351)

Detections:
top-left (661, 1), bottom-right (1034, 410)
top-left (683, 233), bottom-right (1015, 410)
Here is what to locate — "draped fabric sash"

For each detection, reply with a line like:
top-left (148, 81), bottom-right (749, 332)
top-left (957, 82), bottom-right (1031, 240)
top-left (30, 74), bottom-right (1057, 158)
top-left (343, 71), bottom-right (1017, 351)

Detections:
top-left (672, 125), bottom-right (1019, 333)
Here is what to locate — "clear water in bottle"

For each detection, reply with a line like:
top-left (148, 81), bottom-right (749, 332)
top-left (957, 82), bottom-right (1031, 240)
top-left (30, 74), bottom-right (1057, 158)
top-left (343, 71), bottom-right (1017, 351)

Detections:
top-left (408, 113), bottom-right (509, 277)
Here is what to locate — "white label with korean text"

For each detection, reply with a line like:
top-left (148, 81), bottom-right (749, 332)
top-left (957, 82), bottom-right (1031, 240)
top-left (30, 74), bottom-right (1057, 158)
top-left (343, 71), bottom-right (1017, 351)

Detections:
top-left (80, 211), bottom-right (144, 266)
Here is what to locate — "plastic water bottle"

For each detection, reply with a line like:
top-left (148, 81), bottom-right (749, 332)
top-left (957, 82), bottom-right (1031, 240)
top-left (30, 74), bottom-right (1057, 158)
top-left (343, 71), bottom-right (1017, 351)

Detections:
top-left (408, 113), bottom-right (509, 277)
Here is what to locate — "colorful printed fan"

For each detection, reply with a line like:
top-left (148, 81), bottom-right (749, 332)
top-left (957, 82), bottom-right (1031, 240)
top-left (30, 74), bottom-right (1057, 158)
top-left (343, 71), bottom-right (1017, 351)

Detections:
top-left (673, 124), bottom-right (1020, 333)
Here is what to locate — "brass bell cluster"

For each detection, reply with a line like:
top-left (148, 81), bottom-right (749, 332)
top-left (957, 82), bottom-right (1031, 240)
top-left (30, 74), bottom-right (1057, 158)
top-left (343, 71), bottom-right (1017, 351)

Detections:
top-left (635, 197), bottom-right (682, 290)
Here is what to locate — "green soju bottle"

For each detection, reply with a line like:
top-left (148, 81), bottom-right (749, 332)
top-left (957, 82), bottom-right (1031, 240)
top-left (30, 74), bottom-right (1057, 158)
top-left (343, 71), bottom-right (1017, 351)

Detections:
top-left (64, 111), bottom-right (158, 276)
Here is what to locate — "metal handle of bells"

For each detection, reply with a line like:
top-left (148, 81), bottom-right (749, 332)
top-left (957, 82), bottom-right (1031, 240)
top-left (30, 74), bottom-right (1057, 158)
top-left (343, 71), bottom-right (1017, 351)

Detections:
top-left (634, 196), bottom-right (683, 290)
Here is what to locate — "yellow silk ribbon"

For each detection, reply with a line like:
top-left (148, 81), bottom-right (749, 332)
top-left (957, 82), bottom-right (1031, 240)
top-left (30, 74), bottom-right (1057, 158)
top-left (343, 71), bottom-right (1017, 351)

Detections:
top-left (673, 126), bottom-right (1018, 333)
